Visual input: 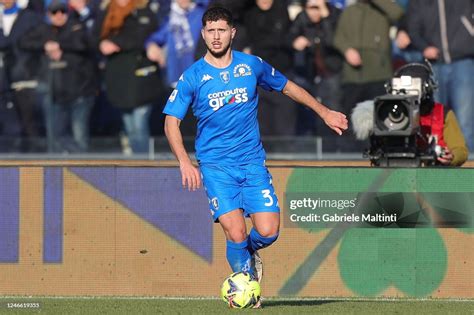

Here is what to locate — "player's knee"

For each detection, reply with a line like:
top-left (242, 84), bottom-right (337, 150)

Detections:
top-left (252, 212), bottom-right (280, 238)
top-left (226, 228), bottom-right (247, 243)
top-left (255, 225), bottom-right (279, 239)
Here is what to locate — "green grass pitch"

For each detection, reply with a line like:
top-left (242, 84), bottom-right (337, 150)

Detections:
top-left (0, 297), bottom-right (473, 314)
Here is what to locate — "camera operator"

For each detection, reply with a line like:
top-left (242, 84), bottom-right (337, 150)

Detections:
top-left (352, 62), bottom-right (468, 167)
top-left (396, 63), bottom-right (468, 166)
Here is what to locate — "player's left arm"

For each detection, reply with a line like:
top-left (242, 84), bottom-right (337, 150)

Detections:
top-left (282, 80), bottom-right (348, 135)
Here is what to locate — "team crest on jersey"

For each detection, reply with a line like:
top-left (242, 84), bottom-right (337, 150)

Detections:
top-left (233, 64), bottom-right (252, 78)
top-left (220, 71), bottom-right (230, 84)
top-left (211, 197), bottom-right (219, 210)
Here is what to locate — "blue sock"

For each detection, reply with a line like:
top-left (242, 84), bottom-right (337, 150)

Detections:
top-left (248, 228), bottom-right (279, 255)
top-left (226, 238), bottom-right (252, 273)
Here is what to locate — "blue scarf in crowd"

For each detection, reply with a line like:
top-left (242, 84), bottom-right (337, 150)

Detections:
top-left (4, 3), bottom-right (20, 14)
top-left (169, 1), bottom-right (195, 56)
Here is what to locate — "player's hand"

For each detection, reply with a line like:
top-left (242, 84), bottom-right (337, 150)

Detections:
top-left (437, 147), bottom-right (453, 165)
top-left (322, 110), bottom-right (348, 135)
top-left (179, 161), bottom-right (201, 191)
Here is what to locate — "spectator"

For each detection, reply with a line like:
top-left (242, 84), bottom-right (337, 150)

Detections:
top-left (145, 0), bottom-right (206, 87)
top-left (153, 0), bottom-right (171, 26)
top-left (392, 14), bottom-right (423, 69)
top-left (390, 0), bottom-right (423, 69)
top-left (289, 0), bottom-right (343, 135)
top-left (23, 0), bottom-right (45, 12)
top-left (334, 0), bottom-right (403, 150)
top-left (19, 0), bottom-right (97, 153)
top-left (406, 0), bottom-right (474, 151)
top-left (0, 0), bottom-right (43, 151)
top-left (243, 0), bottom-right (297, 136)
top-left (92, 0), bottom-right (159, 154)
top-left (69, 0), bottom-right (95, 28)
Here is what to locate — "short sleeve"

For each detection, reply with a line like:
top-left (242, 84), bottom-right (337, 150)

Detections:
top-left (162, 73), bottom-right (195, 120)
top-left (255, 57), bottom-right (288, 92)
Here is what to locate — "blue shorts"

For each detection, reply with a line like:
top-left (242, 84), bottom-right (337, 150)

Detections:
top-left (200, 163), bottom-right (280, 222)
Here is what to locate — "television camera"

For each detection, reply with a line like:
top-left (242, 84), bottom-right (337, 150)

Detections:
top-left (352, 62), bottom-right (443, 167)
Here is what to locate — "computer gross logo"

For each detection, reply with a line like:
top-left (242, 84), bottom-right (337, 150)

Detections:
top-left (208, 87), bottom-right (248, 111)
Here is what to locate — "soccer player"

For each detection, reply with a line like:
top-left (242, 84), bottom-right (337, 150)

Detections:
top-left (163, 6), bottom-right (348, 304)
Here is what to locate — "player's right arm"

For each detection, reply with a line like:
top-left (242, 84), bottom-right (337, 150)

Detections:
top-left (162, 70), bottom-right (200, 191)
top-left (164, 115), bottom-right (201, 191)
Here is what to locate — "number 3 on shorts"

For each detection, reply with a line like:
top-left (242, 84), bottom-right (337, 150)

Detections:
top-left (261, 189), bottom-right (274, 206)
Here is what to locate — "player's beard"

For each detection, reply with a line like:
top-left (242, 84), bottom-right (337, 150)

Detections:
top-left (207, 40), bottom-right (232, 58)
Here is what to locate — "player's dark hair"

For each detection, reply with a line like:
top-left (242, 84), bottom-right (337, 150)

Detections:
top-left (202, 6), bottom-right (234, 27)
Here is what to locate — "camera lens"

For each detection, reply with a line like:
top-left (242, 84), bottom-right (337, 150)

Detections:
top-left (377, 101), bottom-right (409, 131)
top-left (388, 104), bottom-right (405, 123)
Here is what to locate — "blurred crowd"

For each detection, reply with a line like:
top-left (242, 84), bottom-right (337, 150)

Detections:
top-left (0, 0), bottom-right (472, 154)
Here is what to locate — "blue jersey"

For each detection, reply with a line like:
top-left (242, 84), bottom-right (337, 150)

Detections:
top-left (163, 50), bottom-right (288, 165)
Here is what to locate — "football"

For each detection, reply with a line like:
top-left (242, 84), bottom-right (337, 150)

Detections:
top-left (220, 271), bottom-right (261, 308)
